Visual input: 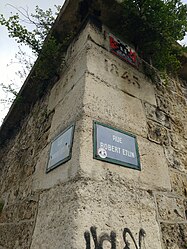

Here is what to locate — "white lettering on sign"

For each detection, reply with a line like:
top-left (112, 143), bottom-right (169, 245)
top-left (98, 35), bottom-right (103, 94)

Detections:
top-left (122, 149), bottom-right (135, 158)
top-left (112, 135), bottom-right (122, 143)
top-left (100, 142), bottom-right (134, 158)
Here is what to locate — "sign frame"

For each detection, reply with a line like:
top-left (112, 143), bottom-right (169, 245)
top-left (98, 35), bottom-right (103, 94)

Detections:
top-left (109, 33), bottom-right (140, 69)
top-left (46, 124), bottom-right (75, 173)
top-left (93, 121), bottom-right (141, 170)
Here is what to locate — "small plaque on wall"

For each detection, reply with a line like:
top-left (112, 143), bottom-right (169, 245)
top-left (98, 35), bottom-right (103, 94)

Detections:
top-left (93, 122), bottom-right (141, 170)
top-left (46, 124), bottom-right (75, 173)
top-left (109, 34), bottom-right (140, 68)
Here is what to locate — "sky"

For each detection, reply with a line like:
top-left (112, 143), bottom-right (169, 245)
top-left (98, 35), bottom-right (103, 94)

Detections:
top-left (0, 0), bottom-right (65, 124)
top-left (0, 0), bottom-right (187, 124)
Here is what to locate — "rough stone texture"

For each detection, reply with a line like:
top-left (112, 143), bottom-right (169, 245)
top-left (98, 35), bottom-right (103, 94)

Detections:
top-left (147, 120), bottom-right (169, 145)
top-left (30, 181), bottom-right (80, 249)
top-left (32, 119), bottom-right (82, 191)
top-left (0, 197), bottom-right (38, 223)
top-left (144, 102), bottom-right (171, 128)
top-left (0, 91), bottom-right (54, 247)
top-left (86, 40), bottom-right (157, 106)
top-left (184, 200), bottom-right (187, 220)
top-left (31, 176), bottom-right (163, 249)
top-left (156, 194), bottom-right (185, 222)
top-left (83, 72), bottom-right (148, 137)
top-left (0, 222), bottom-right (34, 249)
top-left (79, 117), bottom-right (171, 191)
top-left (161, 223), bottom-right (187, 249)
top-left (170, 171), bottom-right (187, 198)
top-left (76, 177), bottom-right (162, 249)
top-left (0, 24), bottom-right (91, 249)
top-left (0, 21), bottom-right (187, 249)
top-left (164, 146), bottom-right (187, 173)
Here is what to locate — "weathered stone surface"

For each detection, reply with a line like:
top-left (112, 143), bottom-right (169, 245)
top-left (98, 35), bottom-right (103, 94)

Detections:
top-left (147, 120), bottom-right (169, 145)
top-left (0, 222), bottom-right (34, 249)
top-left (183, 119), bottom-right (187, 140)
top-left (184, 199), bottom-right (187, 220)
top-left (1, 16), bottom-right (187, 249)
top-left (170, 171), bottom-right (187, 197)
top-left (48, 76), bottom-right (85, 140)
top-left (86, 40), bottom-right (157, 106)
top-left (31, 177), bottom-right (163, 249)
top-left (138, 136), bottom-right (171, 191)
top-left (0, 197), bottom-right (38, 224)
top-left (156, 194), bottom-right (185, 222)
top-left (156, 94), bottom-right (172, 115)
top-left (32, 120), bottom-right (82, 191)
top-left (144, 102), bottom-right (171, 128)
top-left (161, 223), bottom-right (187, 249)
top-left (83, 73), bottom-right (147, 137)
top-left (169, 92), bottom-right (187, 130)
top-left (78, 117), bottom-right (171, 191)
top-left (170, 131), bottom-right (187, 151)
top-left (164, 147), bottom-right (182, 171)
top-left (73, 177), bottom-right (162, 249)
top-left (48, 48), bottom-right (87, 112)
top-left (164, 146), bottom-right (187, 174)
top-left (30, 182), bottom-right (80, 249)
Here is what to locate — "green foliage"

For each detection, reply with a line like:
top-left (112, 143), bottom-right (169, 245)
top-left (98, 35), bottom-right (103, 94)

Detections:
top-left (0, 5), bottom-right (61, 54)
top-left (0, 83), bottom-right (17, 97)
top-left (182, 45), bottom-right (187, 53)
top-left (34, 32), bottom-right (73, 82)
top-left (0, 82), bottom-right (18, 105)
top-left (119, 0), bottom-right (187, 72)
top-left (0, 4), bottom-right (68, 101)
top-left (1, 0), bottom-right (187, 83)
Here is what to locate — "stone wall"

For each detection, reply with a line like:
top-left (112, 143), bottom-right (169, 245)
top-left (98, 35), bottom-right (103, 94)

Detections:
top-left (0, 21), bottom-right (187, 249)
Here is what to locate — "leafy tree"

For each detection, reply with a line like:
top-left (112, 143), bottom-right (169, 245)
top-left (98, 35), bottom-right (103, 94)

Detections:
top-left (0, 5), bottom-right (61, 54)
top-left (1, 0), bottom-right (187, 88)
top-left (119, 0), bottom-right (187, 71)
top-left (0, 5), bottom-right (62, 107)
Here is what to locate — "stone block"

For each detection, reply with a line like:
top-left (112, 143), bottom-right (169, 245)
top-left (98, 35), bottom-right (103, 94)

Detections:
top-left (86, 41), bottom-right (157, 106)
top-left (0, 222), bottom-right (34, 249)
top-left (164, 146), bottom-right (187, 173)
top-left (137, 136), bottom-right (171, 191)
top-left (71, 178), bottom-right (162, 249)
top-left (184, 200), bottom-right (187, 220)
top-left (156, 94), bottom-right (172, 115)
top-left (169, 92), bottom-right (187, 126)
top-left (83, 74), bottom-right (148, 137)
top-left (48, 49), bottom-right (87, 112)
top-left (170, 171), bottom-right (187, 197)
top-left (156, 194), bottom-right (185, 222)
top-left (79, 116), bottom-right (171, 191)
top-left (147, 120), bottom-right (169, 145)
top-left (32, 118), bottom-right (84, 191)
top-left (65, 22), bottom-right (104, 64)
top-left (170, 131), bottom-right (187, 152)
top-left (161, 223), bottom-right (187, 249)
top-left (31, 176), bottom-right (163, 249)
top-left (0, 197), bottom-right (38, 223)
top-left (30, 182), bottom-right (80, 249)
top-left (48, 76), bottom-right (85, 141)
top-left (144, 102), bottom-right (170, 128)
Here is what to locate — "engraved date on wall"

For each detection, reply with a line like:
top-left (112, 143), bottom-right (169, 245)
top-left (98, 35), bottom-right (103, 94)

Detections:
top-left (84, 226), bottom-right (146, 249)
top-left (104, 59), bottom-right (140, 89)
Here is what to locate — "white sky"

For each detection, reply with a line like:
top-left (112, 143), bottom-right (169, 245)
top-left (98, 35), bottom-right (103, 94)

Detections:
top-left (0, 0), bottom-right (187, 124)
top-left (0, 0), bottom-right (65, 124)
